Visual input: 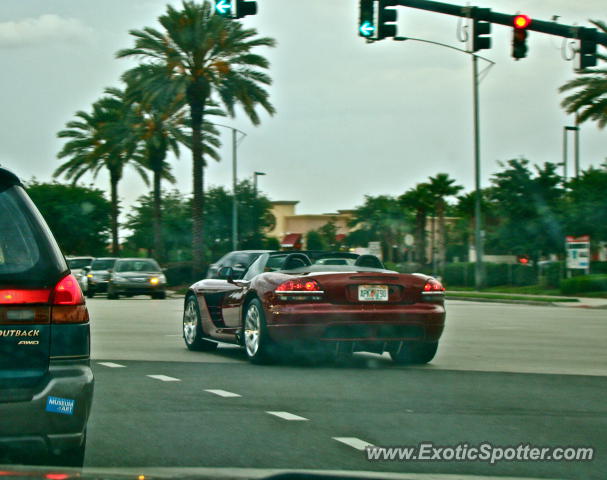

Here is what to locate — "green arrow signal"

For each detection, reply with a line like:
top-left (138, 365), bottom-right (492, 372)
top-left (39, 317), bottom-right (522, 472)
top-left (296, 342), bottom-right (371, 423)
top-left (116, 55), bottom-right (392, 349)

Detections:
top-left (215, 0), bottom-right (232, 16)
top-left (360, 21), bottom-right (375, 37)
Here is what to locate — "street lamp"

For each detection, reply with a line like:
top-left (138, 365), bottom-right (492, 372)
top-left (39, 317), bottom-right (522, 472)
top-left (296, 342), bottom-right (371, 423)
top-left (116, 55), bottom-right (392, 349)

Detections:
top-left (562, 124), bottom-right (580, 181)
top-left (253, 171), bottom-right (266, 195)
top-left (394, 35), bottom-right (495, 289)
top-left (209, 123), bottom-right (247, 251)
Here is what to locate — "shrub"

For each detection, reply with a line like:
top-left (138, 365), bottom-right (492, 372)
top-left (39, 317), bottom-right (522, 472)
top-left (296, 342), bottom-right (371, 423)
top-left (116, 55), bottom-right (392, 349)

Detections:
top-left (560, 274), bottom-right (607, 295)
top-left (591, 262), bottom-right (607, 274)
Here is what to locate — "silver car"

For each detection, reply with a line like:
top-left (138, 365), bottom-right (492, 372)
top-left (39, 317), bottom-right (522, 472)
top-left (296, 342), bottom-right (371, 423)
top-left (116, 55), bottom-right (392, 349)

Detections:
top-left (107, 258), bottom-right (167, 300)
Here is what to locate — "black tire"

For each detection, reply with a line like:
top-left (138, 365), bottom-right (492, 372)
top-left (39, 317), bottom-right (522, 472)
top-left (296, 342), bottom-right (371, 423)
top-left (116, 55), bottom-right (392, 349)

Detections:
top-left (390, 342), bottom-right (438, 365)
top-left (46, 431), bottom-right (86, 467)
top-left (152, 291), bottom-right (167, 300)
top-left (106, 286), bottom-right (119, 300)
top-left (243, 298), bottom-right (276, 364)
top-left (86, 289), bottom-right (95, 299)
top-left (183, 295), bottom-right (218, 352)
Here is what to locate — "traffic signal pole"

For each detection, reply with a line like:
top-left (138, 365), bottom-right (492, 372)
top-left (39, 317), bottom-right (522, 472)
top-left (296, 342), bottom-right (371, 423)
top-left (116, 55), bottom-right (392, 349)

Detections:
top-left (392, 0), bottom-right (607, 47)
top-left (472, 54), bottom-right (484, 289)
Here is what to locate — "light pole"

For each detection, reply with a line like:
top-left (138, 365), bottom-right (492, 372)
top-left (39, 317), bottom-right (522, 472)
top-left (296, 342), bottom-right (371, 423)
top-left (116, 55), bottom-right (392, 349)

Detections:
top-left (563, 125), bottom-right (580, 181)
top-left (253, 171), bottom-right (266, 195)
top-left (209, 123), bottom-right (247, 251)
top-left (394, 36), bottom-right (494, 289)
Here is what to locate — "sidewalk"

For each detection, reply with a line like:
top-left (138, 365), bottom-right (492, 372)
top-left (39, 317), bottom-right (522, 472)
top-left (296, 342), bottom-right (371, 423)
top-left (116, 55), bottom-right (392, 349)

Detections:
top-left (446, 291), bottom-right (607, 309)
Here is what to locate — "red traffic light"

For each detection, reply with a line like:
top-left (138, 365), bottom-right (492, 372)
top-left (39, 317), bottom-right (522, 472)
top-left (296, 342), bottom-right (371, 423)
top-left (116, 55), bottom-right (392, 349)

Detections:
top-left (513, 14), bottom-right (531, 29)
top-left (517, 255), bottom-right (530, 265)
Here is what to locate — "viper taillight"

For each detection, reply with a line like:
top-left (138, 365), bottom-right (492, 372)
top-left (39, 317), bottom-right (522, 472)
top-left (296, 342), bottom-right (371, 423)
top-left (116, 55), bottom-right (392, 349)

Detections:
top-left (423, 279), bottom-right (445, 293)
top-left (275, 279), bottom-right (322, 292)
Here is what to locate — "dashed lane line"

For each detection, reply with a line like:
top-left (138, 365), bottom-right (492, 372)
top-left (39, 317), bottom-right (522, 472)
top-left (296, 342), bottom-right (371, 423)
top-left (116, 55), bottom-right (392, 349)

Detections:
top-left (333, 437), bottom-right (375, 451)
top-left (205, 389), bottom-right (242, 398)
top-left (147, 374), bottom-right (181, 382)
top-left (266, 411), bottom-right (309, 421)
top-left (97, 362), bottom-right (126, 368)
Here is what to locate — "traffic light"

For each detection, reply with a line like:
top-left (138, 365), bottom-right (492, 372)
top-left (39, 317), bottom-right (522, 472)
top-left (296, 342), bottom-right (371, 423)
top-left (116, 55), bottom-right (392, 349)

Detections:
top-left (579, 39), bottom-right (598, 69)
top-left (517, 255), bottom-right (530, 265)
top-left (470, 8), bottom-right (491, 52)
top-left (215, 0), bottom-right (257, 18)
top-left (377, 0), bottom-right (398, 40)
top-left (215, 0), bottom-right (232, 17)
top-left (235, 0), bottom-right (257, 19)
top-left (512, 14), bottom-right (531, 60)
top-left (472, 19), bottom-right (491, 52)
top-left (359, 0), bottom-right (376, 39)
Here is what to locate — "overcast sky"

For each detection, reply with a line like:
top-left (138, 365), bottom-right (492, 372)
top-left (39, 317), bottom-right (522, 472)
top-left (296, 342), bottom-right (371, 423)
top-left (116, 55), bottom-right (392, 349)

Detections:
top-left (0, 0), bottom-right (605, 217)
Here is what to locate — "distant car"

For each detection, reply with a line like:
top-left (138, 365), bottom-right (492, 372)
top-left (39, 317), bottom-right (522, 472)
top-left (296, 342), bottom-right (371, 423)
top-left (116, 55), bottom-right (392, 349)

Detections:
top-left (0, 167), bottom-right (93, 466)
top-left (206, 250), bottom-right (271, 279)
top-left (183, 250), bottom-right (446, 365)
top-left (86, 257), bottom-right (118, 298)
top-left (66, 256), bottom-right (94, 293)
top-left (107, 258), bottom-right (167, 299)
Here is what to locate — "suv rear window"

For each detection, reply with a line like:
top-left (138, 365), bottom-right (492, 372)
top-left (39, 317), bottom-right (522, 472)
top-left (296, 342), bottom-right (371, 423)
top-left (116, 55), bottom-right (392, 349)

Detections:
top-left (0, 185), bottom-right (66, 288)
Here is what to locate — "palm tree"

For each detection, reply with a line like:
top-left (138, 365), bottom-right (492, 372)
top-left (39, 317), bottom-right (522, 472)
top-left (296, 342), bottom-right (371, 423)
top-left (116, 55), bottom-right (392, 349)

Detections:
top-left (427, 173), bottom-right (463, 275)
top-left (123, 66), bottom-right (223, 262)
top-left (117, 0), bottom-right (276, 277)
top-left (55, 89), bottom-right (149, 253)
top-left (399, 184), bottom-right (433, 267)
top-left (560, 20), bottom-right (607, 128)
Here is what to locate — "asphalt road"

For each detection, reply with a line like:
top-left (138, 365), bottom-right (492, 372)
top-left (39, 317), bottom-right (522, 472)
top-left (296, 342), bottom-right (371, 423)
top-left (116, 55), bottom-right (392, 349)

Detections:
top-left (83, 298), bottom-right (607, 480)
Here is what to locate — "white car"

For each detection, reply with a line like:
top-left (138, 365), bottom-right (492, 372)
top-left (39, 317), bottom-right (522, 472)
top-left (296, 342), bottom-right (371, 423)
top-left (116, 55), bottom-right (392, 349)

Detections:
top-left (66, 256), bottom-right (94, 293)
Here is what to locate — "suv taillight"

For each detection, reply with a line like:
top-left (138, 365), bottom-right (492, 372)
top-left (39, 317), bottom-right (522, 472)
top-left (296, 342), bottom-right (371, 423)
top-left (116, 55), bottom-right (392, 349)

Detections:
top-left (0, 289), bottom-right (50, 304)
top-left (51, 274), bottom-right (88, 324)
top-left (51, 274), bottom-right (84, 305)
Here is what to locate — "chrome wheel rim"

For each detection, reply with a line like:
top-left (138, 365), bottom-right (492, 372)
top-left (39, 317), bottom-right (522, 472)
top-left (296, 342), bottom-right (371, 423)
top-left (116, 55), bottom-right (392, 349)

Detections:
top-left (183, 300), bottom-right (198, 345)
top-left (245, 304), bottom-right (260, 357)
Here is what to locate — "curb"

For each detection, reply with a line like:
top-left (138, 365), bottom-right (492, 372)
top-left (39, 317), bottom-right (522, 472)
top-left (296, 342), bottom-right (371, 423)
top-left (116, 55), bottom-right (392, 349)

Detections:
top-left (445, 296), bottom-right (560, 307)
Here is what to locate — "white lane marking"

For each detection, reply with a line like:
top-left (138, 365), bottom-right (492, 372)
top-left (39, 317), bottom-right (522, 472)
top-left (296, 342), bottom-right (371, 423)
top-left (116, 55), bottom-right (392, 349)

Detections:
top-left (147, 375), bottom-right (181, 382)
top-left (333, 437), bottom-right (375, 451)
top-left (165, 334), bottom-right (181, 337)
top-left (205, 389), bottom-right (241, 398)
top-left (266, 411), bottom-right (308, 421)
top-left (97, 362), bottom-right (125, 368)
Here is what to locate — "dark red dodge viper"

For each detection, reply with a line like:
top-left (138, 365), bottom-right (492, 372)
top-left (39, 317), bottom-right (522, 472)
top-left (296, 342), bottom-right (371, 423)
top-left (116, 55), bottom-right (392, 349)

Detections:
top-left (182, 251), bottom-right (446, 364)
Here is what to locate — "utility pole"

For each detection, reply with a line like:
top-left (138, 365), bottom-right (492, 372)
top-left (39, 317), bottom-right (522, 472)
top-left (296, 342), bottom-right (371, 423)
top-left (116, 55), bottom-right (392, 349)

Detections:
top-left (231, 129), bottom-right (238, 251)
top-left (472, 53), bottom-right (484, 289)
top-left (253, 171), bottom-right (266, 195)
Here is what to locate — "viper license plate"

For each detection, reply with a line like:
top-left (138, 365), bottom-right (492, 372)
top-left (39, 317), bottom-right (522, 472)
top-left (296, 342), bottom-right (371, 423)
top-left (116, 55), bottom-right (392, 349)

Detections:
top-left (358, 285), bottom-right (388, 302)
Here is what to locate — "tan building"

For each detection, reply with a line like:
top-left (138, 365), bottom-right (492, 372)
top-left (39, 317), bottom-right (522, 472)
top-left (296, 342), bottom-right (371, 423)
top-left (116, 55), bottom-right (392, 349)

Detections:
top-left (268, 201), bottom-right (354, 249)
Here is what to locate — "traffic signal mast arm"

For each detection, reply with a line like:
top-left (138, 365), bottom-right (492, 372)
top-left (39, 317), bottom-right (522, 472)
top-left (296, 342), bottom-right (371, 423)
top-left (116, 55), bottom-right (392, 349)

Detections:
top-left (394, 0), bottom-right (607, 47)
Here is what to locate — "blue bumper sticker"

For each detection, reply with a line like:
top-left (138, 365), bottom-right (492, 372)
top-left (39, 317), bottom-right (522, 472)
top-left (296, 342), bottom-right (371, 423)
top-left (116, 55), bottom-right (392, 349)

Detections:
top-left (46, 396), bottom-right (75, 415)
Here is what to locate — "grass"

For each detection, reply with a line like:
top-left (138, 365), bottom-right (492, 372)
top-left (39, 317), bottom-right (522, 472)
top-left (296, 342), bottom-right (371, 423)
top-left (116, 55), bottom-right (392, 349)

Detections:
top-left (446, 291), bottom-right (578, 303)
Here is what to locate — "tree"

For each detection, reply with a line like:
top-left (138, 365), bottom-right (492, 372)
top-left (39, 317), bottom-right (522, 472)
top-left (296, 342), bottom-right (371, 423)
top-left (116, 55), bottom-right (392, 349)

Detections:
top-left (349, 195), bottom-right (410, 263)
top-left (204, 180), bottom-right (274, 259)
top-left (559, 20), bottom-right (607, 129)
top-left (123, 65), bottom-right (224, 262)
top-left (427, 173), bottom-right (463, 274)
top-left (488, 159), bottom-right (565, 261)
top-left (563, 163), bottom-right (607, 241)
top-left (399, 184), bottom-right (432, 266)
top-left (117, 0), bottom-right (276, 277)
top-left (25, 180), bottom-right (111, 256)
top-left (306, 230), bottom-right (327, 251)
top-left (123, 190), bottom-right (192, 261)
top-left (55, 89), bottom-right (149, 254)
